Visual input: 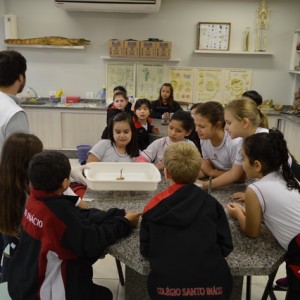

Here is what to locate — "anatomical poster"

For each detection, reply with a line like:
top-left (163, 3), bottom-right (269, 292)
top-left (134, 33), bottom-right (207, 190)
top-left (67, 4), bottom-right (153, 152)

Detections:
top-left (106, 62), bottom-right (136, 100)
top-left (223, 69), bottom-right (252, 102)
top-left (136, 62), bottom-right (167, 100)
top-left (168, 67), bottom-right (194, 102)
top-left (194, 68), bottom-right (224, 103)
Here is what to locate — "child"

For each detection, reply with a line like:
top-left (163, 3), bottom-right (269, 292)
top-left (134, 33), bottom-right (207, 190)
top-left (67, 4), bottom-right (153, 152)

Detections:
top-left (135, 110), bottom-right (195, 171)
top-left (226, 130), bottom-right (300, 300)
top-left (188, 103), bottom-right (203, 154)
top-left (194, 101), bottom-right (244, 183)
top-left (0, 133), bottom-right (88, 282)
top-left (140, 142), bottom-right (233, 300)
top-left (133, 98), bottom-right (160, 150)
top-left (241, 90), bottom-right (268, 128)
top-left (88, 112), bottom-right (139, 163)
top-left (242, 90), bottom-right (263, 106)
top-left (8, 151), bottom-right (141, 300)
top-left (101, 91), bottom-right (132, 139)
top-left (113, 85), bottom-right (132, 113)
top-left (150, 83), bottom-right (182, 120)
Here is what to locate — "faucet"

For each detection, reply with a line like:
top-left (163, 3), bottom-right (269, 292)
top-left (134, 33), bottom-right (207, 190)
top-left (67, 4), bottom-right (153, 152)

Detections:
top-left (27, 87), bottom-right (39, 100)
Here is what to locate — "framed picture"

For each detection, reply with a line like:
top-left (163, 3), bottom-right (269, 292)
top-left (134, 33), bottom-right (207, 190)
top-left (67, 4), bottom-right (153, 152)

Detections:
top-left (197, 22), bottom-right (231, 51)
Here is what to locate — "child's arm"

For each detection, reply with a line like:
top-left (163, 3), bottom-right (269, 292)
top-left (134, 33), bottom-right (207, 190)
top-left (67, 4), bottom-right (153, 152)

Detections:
top-left (200, 159), bottom-right (226, 178)
top-left (197, 164), bottom-right (245, 189)
top-left (227, 187), bottom-right (262, 238)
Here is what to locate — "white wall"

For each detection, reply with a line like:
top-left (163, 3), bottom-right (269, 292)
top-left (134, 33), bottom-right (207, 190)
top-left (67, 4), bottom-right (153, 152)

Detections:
top-left (1, 0), bottom-right (300, 104)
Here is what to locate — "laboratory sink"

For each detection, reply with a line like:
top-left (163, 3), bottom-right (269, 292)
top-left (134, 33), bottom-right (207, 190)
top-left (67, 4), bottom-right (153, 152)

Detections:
top-left (20, 97), bottom-right (48, 106)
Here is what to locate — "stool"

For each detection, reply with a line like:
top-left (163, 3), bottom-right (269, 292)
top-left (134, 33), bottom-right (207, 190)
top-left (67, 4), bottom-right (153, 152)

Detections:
top-left (115, 259), bottom-right (125, 286)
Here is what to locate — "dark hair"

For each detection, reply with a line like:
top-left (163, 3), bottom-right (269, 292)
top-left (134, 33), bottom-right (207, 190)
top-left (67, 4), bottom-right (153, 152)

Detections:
top-left (190, 103), bottom-right (203, 111)
top-left (113, 86), bottom-right (127, 95)
top-left (243, 130), bottom-right (300, 193)
top-left (0, 50), bottom-right (27, 86)
top-left (28, 151), bottom-right (71, 192)
top-left (170, 110), bottom-right (195, 132)
top-left (0, 133), bottom-right (43, 235)
top-left (158, 83), bottom-right (175, 109)
top-left (108, 112), bottom-right (139, 157)
top-left (195, 101), bottom-right (225, 127)
top-left (113, 91), bottom-right (128, 102)
top-left (134, 98), bottom-right (152, 112)
top-left (242, 90), bottom-right (263, 106)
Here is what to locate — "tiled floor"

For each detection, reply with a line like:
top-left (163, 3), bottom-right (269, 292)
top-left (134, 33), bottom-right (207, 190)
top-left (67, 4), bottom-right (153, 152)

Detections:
top-left (92, 254), bottom-right (288, 300)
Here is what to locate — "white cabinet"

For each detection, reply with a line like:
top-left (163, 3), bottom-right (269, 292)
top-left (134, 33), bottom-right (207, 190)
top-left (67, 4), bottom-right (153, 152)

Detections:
top-left (281, 119), bottom-right (300, 162)
top-left (24, 108), bottom-right (106, 149)
top-left (25, 109), bottom-right (62, 149)
top-left (289, 29), bottom-right (300, 102)
top-left (61, 110), bottom-right (106, 148)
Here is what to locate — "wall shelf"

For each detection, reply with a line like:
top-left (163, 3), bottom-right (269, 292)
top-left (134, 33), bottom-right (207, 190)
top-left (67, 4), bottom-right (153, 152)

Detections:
top-left (100, 55), bottom-right (181, 62)
top-left (194, 50), bottom-right (274, 55)
top-left (289, 70), bottom-right (300, 75)
top-left (4, 44), bottom-right (85, 49)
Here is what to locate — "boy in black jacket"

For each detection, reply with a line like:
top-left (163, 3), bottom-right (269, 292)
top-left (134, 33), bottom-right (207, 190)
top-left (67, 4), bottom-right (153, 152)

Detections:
top-left (8, 151), bottom-right (141, 300)
top-left (140, 142), bottom-right (233, 300)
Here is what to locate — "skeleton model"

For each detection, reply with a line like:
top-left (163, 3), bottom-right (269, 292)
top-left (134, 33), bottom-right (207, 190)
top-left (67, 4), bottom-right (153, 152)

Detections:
top-left (255, 0), bottom-right (269, 52)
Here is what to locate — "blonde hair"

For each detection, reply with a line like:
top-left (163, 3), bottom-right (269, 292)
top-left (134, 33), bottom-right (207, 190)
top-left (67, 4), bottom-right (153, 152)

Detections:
top-left (163, 142), bottom-right (201, 184)
top-left (226, 98), bottom-right (268, 128)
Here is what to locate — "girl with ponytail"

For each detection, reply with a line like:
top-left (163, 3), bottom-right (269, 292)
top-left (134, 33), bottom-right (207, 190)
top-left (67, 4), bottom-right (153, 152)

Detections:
top-left (227, 130), bottom-right (300, 299)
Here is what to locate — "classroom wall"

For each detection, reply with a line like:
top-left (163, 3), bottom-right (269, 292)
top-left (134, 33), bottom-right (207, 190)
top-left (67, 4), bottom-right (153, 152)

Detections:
top-left (0, 0), bottom-right (300, 104)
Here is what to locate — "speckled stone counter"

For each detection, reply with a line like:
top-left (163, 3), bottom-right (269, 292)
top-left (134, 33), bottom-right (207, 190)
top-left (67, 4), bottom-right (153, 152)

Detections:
top-left (84, 179), bottom-right (285, 300)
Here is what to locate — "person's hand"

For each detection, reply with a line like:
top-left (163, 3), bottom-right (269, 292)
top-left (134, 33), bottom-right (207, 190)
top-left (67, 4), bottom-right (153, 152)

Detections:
top-left (230, 192), bottom-right (245, 201)
top-left (78, 200), bottom-right (88, 209)
top-left (155, 160), bottom-right (164, 171)
top-left (125, 211), bottom-right (142, 227)
top-left (152, 126), bottom-right (160, 135)
top-left (227, 203), bottom-right (245, 219)
top-left (70, 164), bottom-right (90, 185)
top-left (162, 112), bottom-right (169, 119)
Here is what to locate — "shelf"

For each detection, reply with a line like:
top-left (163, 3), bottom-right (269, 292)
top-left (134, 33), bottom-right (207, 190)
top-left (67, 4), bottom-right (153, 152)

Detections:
top-left (289, 70), bottom-right (300, 75)
top-left (4, 44), bottom-right (85, 49)
top-left (100, 55), bottom-right (181, 62)
top-left (194, 50), bottom-right (274, 55)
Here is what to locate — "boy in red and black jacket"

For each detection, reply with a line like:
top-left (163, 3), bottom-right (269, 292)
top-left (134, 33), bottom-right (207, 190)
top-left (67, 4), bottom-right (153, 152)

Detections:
top-left (8, 151), bottom-right (141, 300)
top-left (140, 142), bottom-right (233, 300)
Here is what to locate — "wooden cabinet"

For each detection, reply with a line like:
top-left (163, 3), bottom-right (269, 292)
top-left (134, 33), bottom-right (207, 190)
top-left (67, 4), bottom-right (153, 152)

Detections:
top-left (24, 108), bottom-right (106, 149)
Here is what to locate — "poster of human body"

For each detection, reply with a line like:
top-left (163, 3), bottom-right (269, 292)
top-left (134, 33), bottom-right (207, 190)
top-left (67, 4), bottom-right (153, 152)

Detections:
top-left (106, 62), bottom-right (136, 100)
top-left (136, 63), bottom-right (167, 100)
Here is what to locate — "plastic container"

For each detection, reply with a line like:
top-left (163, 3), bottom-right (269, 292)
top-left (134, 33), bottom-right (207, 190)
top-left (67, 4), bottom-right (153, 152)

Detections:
top-left (76, 144), bottom-right (92, 164)
top-left (84, 162), bottom-right (161, 191)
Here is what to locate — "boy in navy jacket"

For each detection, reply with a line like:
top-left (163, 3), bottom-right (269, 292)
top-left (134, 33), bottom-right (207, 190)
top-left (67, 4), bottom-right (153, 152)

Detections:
top-left (140, 142), bottom-right (233, 299)
top-left (8, 151), bottom-right (141, 300)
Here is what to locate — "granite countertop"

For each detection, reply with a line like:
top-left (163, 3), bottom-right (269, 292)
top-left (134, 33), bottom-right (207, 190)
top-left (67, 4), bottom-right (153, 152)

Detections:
top-left (85, 178), bottom-right (285, 277)
top-left (19, 99), bottom-right (108, 111)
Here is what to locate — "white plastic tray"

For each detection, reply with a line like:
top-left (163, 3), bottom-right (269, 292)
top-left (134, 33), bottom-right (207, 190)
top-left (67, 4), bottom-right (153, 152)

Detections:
top-left (84, 162), bottom-right (161, 191)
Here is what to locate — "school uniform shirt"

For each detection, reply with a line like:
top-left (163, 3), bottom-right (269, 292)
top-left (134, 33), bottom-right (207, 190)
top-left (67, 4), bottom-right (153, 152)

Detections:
top-left (233, 127), bottom-right (269, 165)
top-left (248, 171), bottom-right (300, 250)
top-left (150, 100), bottom-right (182, 119)
top-left (202, 131), bottom-right (243, 171)
top-left (136, 137), bottom-right (195, 164)
top-left (89, 139), bottom-right (136, 162)
top-left (140, 183), bottom-right (233, 300)
top-left (133, 116), bottom-right (154, 150)
top-left (8, 188), bottom-right (132, 300)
